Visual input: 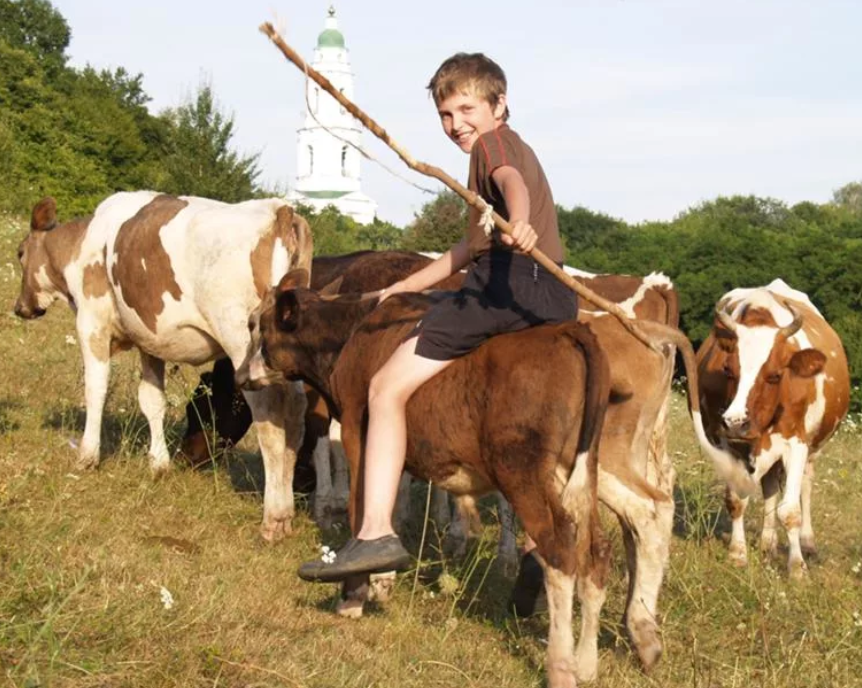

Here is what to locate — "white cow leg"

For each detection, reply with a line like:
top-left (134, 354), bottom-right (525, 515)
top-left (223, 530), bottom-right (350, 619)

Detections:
top-left (539, 561), bottom-right (577, 688)
top-left (600, 471), bottom-right (667, 672)
top-left (759, 463), bottom-right (782, 558)
top-left (777, 440), bottom-right (810, 578)
top-left (77, 329), bottom-right (111, 470)
top-left (137, 353), bottom-right (170, 475)
top-left (800, 460), bottom-right (817, 557)
top-left (725, 486), bottom-right (750, 567)
top-left (311, 432), bottom-right (334, 529)
top-left (243, 384), bottom-right (291, 542)
top-left (574, 569), bottom-right (606, 683)
top-left (329, 420), bottom-right (350, 513)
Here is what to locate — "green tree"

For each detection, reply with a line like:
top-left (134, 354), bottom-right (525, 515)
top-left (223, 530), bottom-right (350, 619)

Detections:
top-left (159, 83), bottom-right (261, 202)
top-left (832, 181), bottom-right (862, 215)
top-left (0, 0), bottom-right (69, 68)
top-left (401, 190), bottom-right (466, 252)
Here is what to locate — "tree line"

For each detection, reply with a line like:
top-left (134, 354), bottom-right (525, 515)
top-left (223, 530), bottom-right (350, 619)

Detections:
top-left (3, 0), bottom-right (860, 411)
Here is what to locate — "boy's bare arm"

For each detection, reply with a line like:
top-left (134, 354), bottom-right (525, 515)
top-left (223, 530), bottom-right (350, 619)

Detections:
top-left (491, 165), bottom-right (538, 253)
top-left (381, 239), bottom-right (470, 301)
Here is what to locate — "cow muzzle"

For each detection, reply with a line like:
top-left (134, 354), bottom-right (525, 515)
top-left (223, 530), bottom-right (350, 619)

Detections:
top-left (235, 349), bottom-right (281, 391)
top-left (13, 299), bottom-right (45, 319)
top-left (722, 414), bottom-right (753, 441)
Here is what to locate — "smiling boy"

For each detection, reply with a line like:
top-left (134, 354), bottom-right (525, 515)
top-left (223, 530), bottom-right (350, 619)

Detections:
top-left (299, 52), bottom-right (576, 582)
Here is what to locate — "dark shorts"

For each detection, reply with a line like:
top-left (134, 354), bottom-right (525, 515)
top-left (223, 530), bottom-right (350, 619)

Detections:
top-left (411, 251), bottom-right (578, 361)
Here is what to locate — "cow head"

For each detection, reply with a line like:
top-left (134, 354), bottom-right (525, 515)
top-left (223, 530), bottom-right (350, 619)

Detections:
top-left (235, 268), bottom-right (310, 390)
top-left (15, 198), bottom-right (64, 318)
top-left (714, 301), bottom-right (825, 440)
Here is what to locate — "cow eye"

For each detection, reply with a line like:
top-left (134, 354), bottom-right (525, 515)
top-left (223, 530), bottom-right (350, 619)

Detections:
top-left (765, 372), bottom-right (781, 384)
top-left (722, 364), bottom-right (735, 379)
top-left (17, 247), bottom-right (24, 261)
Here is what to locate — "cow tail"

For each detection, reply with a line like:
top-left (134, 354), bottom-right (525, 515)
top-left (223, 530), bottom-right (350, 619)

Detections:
top-left (561, 322), bottom-right (611, 580)
top-left (635, 320), bottom-right (756, 496)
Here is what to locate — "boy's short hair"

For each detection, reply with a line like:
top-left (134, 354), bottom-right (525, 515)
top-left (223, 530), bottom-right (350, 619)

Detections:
top-left (427, 52), bottom-right (510, 121)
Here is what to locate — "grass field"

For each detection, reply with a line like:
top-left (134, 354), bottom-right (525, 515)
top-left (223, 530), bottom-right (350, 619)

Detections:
top-left (2, 213), bottom-right (861, 688)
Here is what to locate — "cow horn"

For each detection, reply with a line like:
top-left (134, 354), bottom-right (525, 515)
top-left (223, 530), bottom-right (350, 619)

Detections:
top-left (777, 301), bottom-right (803, 340)
top-left (716, 307), bottom-right (738, 334)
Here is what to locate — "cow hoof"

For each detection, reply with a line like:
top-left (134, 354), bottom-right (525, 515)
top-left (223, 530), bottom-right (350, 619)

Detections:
top-left (788, 559), bottom-right (809, 581)
top-left (260, 519), bottom-right (292, 543)
top-left (368, 572), bottom-right (397, 603)
top-left (74, 455), bottom-right (100, 471)
top-left (546, 661), bottom-right (578, 688)
top-left (728, 543), bottom-right (748, 568)
top-left (800, 536), bottom-right (817, 558)
top-left (150, 462), bottom-right (171, 479)
top-left (631, 621), bottom-right (663, 672)
top-left (336, 597), bottom-right (365, 618)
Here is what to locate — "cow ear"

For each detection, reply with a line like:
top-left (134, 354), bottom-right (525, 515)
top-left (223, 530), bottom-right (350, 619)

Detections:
top-left (31, 197), bottom-right (57, 232)
top-left (275, 290), bottom-right (300, 333)
top-left (276, 268), bottom-right (310, 293)
top-left (788, 349), bottom-right (826, 378)
top-left (318, 275), bottom-right (344, 296)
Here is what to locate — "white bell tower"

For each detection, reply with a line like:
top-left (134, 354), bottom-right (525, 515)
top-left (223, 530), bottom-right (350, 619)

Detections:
top-left (286, 6), bottom-right (377, 224)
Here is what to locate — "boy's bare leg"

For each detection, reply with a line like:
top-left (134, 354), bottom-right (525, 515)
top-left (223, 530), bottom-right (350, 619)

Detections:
top-left (358, 336), bottom-right (454, 539)
top-left (298, 336), bottom-right (454, 583)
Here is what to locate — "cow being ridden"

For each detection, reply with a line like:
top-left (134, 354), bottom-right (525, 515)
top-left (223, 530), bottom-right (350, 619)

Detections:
top-left (694, 279), bottom-right (850, 577)
top-left (14, 192), bottom-right (312, 541)
top-left (242, 270), bottom-right (613, 688)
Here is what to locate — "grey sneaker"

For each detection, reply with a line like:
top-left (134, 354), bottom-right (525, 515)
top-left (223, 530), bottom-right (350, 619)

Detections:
top-left (298, 535), bottom-right (412, 583)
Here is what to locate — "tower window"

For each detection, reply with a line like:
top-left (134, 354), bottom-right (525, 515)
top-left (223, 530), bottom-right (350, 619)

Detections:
top-left (339, 88), bottom-right (346, 115)
top-left (312, 87), bottom-right (319, 114)
top-left (308, 145), bottom-right (314, 175)
top-left (341, 145), bottom-right (348, 176)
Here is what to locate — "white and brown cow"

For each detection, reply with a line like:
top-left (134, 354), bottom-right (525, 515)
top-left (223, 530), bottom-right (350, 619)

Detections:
top-left (694, 279), bottom-right (850, 577)
top-left (14, 192), bottom-right (312, 541)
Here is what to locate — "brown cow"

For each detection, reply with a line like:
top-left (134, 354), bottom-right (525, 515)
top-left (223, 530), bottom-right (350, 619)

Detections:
top-left (244, 273), bottom-right (612, 688)
top-left (695, 279), bottom-right (850, 577)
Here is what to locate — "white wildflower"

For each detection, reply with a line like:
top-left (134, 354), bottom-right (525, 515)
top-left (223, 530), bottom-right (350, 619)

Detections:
top-left (65, 334), bottom-right (76, 346)
top-left (854, 611), bottom-right (862, 628)
top-left (320, 545), bottom-right (336, 564)
top-left (159, 586), bottom-right (175, 610)
top-left (852, 562), bottom-right (861, 574)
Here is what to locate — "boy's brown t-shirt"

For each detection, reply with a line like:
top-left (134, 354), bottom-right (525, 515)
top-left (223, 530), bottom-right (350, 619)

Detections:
top-left (466, 123), bottom-right (564, 263)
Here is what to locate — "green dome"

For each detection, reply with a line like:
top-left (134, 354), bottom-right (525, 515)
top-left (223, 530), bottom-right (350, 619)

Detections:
top-left (317, 28), bottom-right (345, 49)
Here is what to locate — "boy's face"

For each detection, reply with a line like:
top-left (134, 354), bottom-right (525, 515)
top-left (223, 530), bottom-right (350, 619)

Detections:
top-left (436, 89), bottom-right (507, 153)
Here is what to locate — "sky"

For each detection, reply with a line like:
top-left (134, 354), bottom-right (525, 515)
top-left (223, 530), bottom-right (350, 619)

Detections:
top-left (53, 0), bottom-right (862, 228)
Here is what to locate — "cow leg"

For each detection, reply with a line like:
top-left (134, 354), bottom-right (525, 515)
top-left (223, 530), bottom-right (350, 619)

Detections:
top-left (447, 494), bottom-right (481, 560)
top-left (597, 469), bottom-right (669, 674)
top-left (725, 486), bottom-right (750, 567)
top-left (329, 420), bottom-right (350, 513)
top-left (533, 557), bottom-right (577, 688)
top-left (431, 485), bottom-right (451, 528)
top-left (76, 324), bottom-right (111, 470)
top-left (310, 429), bottom-right (334, 529)
top-left (242, 382), bottom-right (305, 542)
top-left (393, 473), bottom-right (413, 534)
top-left (574, 565), bottom-right (606, 683)
top-left (777, 440), bottom-right (810, 578)
top-left (137, 353), bottom-right (170, 475)
top-left (496, 494), bottom-right (519, 575)
top-left (800, 460), bottom-right (817, 557)
top-left (759, 462), bottom-right (783, 558)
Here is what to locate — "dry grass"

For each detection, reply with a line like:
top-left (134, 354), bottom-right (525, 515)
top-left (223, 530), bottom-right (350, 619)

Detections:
top-left (2, 214), bottom-right (861, 687)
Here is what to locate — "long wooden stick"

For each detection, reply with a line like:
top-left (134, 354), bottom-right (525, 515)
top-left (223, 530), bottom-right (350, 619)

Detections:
top-left (260, 22), bottom-right (662, 353)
